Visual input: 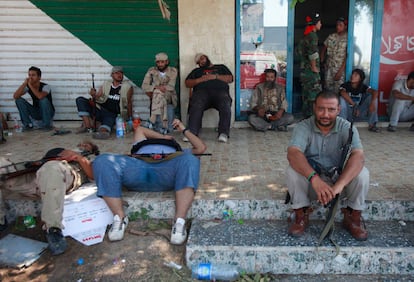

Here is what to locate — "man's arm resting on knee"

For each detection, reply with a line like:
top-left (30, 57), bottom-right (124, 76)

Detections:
top-left (287, 146), bottom-right (335, 205)
top-left (332, 149), bottom-right (365, 195)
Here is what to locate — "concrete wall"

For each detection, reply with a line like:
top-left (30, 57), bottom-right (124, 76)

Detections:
top-left (178, 0), bottom-right (235, 128)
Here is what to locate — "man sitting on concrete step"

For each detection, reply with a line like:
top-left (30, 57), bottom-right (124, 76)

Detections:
top-left (286, 91), bottom-right (369, 241)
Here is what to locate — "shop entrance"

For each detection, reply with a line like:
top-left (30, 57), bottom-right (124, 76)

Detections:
top-left (292, 0), bottom-right (350, 115)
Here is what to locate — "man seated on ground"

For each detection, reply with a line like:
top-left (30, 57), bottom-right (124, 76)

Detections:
top-left (387, 71), bottom-right (414, 132)
top-left (142, 52), bottom-right (178, 133)
top-left (339, 68), bottom-right (381, 132)
top-left (93, 119), bottom-right (206, 245)
top-left (76, 66), bottom-right (133, 139)
top-left (248, 68), bottom-right (294, 132)
top-left (0, 142), bottom-right (98, 255)
top-left (185, 53), bottom-right (233, 143)
top-left (13, 66), bottom-right (55, 131)
top-left (286, 91), bottom-right (369, 241)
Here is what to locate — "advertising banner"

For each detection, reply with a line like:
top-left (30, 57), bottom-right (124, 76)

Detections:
top-left (378, 0), bottom-right (414, 115)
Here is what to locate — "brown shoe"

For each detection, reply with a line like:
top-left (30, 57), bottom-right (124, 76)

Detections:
top-left (342, 208), bottom-right (368, 241)
top-left (288, 207), bottom-right (311, 237)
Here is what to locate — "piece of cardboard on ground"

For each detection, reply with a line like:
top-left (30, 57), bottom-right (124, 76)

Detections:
top-left (0, 234), bottom-right (48, 268)
top-left (62, 183), bottom-right (113, 246)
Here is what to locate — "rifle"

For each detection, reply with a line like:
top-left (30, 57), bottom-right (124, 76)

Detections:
top-left (92, 73), bottom-right (97, 131)
top-left (0, 142), bottom-right (100, 181)
top-left (317, 109), bottom-right (356, 253)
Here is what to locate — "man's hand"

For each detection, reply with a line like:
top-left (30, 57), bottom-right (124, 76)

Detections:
top-left (310, 176), bottom-right (335, 205)
top-left (89, 88), bottom-right (97, 98)
top-left (58, 150), bottom-right (82, 162)
top-left (154, 85), bottom-right (167, 93)
top-left (257, 108), bottom-right (266, 118)
top-left (268, 111), bottom-right (283, 121)
top-left (334, 71), bottom-right (342, 81)
top-left (369, 102), bottom-right (375, 113)
top-left (172, 119), bottom-right (186, 132)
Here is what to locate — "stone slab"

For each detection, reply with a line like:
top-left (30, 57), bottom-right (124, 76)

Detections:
top-left (186, 219), bottom-right (414, 275)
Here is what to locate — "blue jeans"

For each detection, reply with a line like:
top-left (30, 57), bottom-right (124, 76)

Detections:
top-left (15, 97), bottom-right (55, 128)
top-left (388, 100), bottom-right (414, 126)
top-left (339, 95), bottom-right (378, 126)
top-left (93, 153), bottom-right (200, 198)
top-left (76, 97), bottom-right (117, 132)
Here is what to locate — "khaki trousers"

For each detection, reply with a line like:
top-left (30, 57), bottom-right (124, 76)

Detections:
top-left (0, 159), bottom-right (83, 229)
top-left (286, 165), bottom-right (370, 211)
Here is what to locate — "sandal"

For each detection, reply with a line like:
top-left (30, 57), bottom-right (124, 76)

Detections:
top-left (368, 125), bottom-right (381, 133)
top-left (93, 131), bottom-right (110, 139)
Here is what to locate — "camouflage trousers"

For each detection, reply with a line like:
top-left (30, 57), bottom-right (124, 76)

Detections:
top-left (150, 89), bottom-right (168, 125)
top-left (324, 66), bottom-right (345, 93)
top-left (300, 70), bottom-right (321, 117)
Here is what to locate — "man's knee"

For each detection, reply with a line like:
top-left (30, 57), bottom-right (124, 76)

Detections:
top-left (15, 97), bottom-right (25, 107)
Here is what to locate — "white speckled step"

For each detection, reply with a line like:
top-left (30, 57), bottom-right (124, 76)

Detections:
top-left (186, 219), bottom-right (414, 275)
top-left (4, 197), bottom-right (414, 223)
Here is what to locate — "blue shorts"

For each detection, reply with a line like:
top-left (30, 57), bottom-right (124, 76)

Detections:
top-left (93, 153), bottom-right (200, 198)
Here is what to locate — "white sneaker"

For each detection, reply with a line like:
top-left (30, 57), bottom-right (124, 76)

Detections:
top-left (218, 133), bottom-right (228, 143)
top-left (108, 215), bottom-right (129, 242)
top-left (182, 136), bottom-right (189, 142)
top-left (170, 218), bottom-right (187, 245)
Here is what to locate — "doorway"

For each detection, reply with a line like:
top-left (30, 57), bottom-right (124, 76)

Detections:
top-left (292, 0), bottom-right (350, 114)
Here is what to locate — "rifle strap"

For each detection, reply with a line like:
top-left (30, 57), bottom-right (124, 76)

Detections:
top-left (317, 195), bottom-right (341, 256)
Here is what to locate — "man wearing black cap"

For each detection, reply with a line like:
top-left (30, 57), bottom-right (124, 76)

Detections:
top-left (299, 13), bottom-right (322, 118)
top-left (185, 53), bottom-right (233, 143)
top-left (320, 17), bottom-right (348, 92)
top-left (75, 66), bottom-right (134, 139)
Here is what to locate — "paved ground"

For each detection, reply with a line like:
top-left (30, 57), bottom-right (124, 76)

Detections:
top-left (2, 121), bottom-right (414, 203)
top-left (0, 121), bottom-right (413, 281)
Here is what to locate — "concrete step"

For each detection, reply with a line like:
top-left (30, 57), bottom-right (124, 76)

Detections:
top-left (186, 219), bottom-right (414, 275)
top-left (5, 196), bottom-right (414, 223)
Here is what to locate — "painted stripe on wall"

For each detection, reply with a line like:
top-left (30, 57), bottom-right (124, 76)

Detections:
top-left (0, 0), bottom-right (170, 121)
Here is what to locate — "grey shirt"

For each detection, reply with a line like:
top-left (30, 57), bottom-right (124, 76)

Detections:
top-left (289, 116), bottom-right (362, 169)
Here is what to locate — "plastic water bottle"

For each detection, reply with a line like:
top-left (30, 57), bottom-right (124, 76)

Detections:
top-left (115, 115), bottom-right (124, 138)
top-left (132, 111), bottom-right (141, 130)
top-left (14, 118), bottom-right (22, 133)
top-left (191, 263), bottom-right (239, 281)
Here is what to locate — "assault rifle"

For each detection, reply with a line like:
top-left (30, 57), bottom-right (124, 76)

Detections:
top-left (0, 142), bottom-right (99, 181)
top-left (317, 110), bottom-right (356, 253)
top-left (92, 73), bottom-right (97, 130)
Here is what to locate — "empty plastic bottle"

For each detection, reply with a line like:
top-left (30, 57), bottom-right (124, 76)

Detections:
top-left (14, 118), bottom-right (22, 133)
top-left (132, 111), bottom-right (141, 130)
top-left (191, 263), bottom-right (239, 281)
top-left (115, 115), bottom-right (124, 138)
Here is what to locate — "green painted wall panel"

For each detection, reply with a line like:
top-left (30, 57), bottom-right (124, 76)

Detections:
top-left (29, 0), bottom-right (179, 86)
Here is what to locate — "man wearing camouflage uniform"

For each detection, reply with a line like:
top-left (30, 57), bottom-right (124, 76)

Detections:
top-left (320, 17), bottom-right (348, 92)
top-left (142, 52), bottom-right (178, 133)
top-left (248, 68), bottom-right (294, 131)
top-left (299, 13), bottom-right (322, 118)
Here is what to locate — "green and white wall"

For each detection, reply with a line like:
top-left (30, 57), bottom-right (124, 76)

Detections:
top-left (0, 0), bottom-right (179, 121)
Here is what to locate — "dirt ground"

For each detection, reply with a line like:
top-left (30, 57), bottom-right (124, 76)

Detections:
top-left (1, 217), bottom-right (412, 282)
top-left (0, 217), bottom-right (194, 282)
